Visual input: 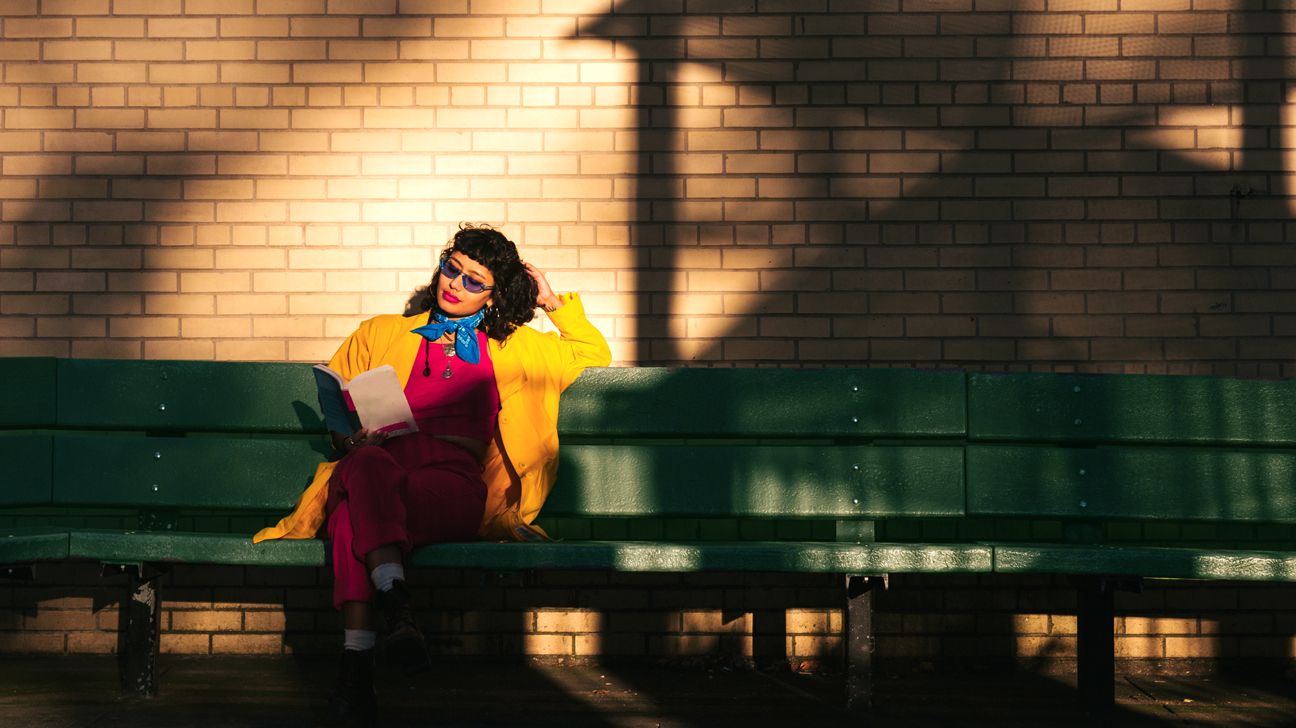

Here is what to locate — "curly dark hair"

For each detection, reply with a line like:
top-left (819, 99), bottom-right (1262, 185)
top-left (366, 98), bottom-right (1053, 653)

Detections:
top-left (418, 224), bottom-right (537, 342)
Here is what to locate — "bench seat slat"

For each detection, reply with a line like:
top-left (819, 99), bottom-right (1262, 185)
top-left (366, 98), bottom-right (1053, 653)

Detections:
top-left (548, 443), bottom-right (966, 518)
top-left (969, 372), bottom-right (1296, 446)
top-left (0, 434), bottom-right (53, 507)
top-left (0, 527), bottom-right (70, 563)
top-left (53, 434), bottom-right (326, 510)
top-left (62, 529), bottom-right (993, 574)
top-left (994, 543), bottom-right (1296, 582)
top-left (69, 529), bottom-right (324, 566)
top-left (57, 359), bottom-right (322, 434)
top-left (409, 540), bottom-right (993, 573)
top-left (559, 368), bottom-right (967, 438)
top-left (967, 445), bottom-right (1296, 524)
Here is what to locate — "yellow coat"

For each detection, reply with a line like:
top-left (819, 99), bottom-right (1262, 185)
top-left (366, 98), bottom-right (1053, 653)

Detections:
top-left (252, 293), bottom-right (611, 544)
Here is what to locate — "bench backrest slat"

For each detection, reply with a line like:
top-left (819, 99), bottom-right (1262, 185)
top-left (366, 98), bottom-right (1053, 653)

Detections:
top-left (52, 434), bottom-right (326, 510)
top-left (0, 434), bottom-right (53, 506)
top-left (967, 444), bottom-right (1296, 524)
top-left (559, 368), bottom-right (967, 438)
top-left (546, 443), bottom-right (965, 518)
top-left (0, 358), bottom-right (56, 428)
top-left (57, 360), bottom-right (323, 434)
top-left (969, 372), bottom-right (1296, 446)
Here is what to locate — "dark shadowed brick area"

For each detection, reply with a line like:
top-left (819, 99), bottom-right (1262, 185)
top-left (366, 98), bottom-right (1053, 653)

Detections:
top-left (2, 657), bottom-right (1295, 727)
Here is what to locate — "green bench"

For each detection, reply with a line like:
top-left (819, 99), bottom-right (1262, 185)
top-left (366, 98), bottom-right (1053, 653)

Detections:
top-left (3, 357), bottom-right (1295, 716)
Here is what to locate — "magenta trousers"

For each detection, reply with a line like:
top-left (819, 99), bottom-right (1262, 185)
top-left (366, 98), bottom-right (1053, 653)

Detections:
top-left (325, 435), bottom-right (486, 609)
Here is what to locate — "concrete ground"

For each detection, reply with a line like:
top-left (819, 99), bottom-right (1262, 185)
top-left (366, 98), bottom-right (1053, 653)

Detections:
top-left (2, 656), bottom-right (1295, 727)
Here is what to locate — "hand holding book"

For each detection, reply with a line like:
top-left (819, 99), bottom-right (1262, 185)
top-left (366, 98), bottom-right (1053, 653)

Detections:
top-left (312, 364), bottom-right (418, 440)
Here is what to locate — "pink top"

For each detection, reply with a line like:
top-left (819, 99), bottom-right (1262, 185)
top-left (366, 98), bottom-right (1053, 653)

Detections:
top-left (402, 329), bottom-right (500, 444)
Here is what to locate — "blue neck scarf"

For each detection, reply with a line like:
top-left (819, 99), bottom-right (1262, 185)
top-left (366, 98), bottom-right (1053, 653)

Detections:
top-left (411, 308), bottom-right (486, 364)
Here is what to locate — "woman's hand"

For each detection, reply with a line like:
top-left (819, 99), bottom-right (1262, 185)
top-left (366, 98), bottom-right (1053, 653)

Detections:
top-left (524, 262), bottom-right (563, 312)
top-left (343, 427), bottom-right (388, 452)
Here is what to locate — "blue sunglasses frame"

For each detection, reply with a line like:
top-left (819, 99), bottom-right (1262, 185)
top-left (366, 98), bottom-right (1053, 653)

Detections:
top-left (440, 258), bottom-right (494, 294)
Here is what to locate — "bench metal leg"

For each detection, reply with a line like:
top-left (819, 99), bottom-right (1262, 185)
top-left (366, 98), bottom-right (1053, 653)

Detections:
top-left (844, 574), bottom-right (886, 716)
top-left (1074, 576), bottom-right (1114, 715)
top-left (117, 569), bottom-right (161, 697)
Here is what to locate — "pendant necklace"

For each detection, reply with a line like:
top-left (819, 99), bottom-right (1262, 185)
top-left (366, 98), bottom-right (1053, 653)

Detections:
top-left (420, 335), bottom-right (456, 379)
top-left (441, 340), bottom-right (455, 379)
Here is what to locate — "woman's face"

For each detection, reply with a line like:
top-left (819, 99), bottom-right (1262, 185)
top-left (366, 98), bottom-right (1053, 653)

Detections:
top-left (436, 250), bottom-right (495, 318)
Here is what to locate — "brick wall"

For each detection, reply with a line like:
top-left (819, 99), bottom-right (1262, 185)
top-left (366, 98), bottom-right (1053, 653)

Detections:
top-left (5, 566), bottom-right (1295, 671)
top-left (2, 0), bottom-right (1293, 371)
top-left (3, 0), bottom-right (1296, 667)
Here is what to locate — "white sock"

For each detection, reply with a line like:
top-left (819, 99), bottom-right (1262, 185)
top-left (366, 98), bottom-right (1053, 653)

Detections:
top-left (344, 629), bottom-right (376, 652)
top-left (370, 562), bottom-right (405, 593)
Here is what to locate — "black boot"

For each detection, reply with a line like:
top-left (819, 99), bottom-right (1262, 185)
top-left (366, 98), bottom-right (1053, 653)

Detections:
top-left (375, 579), bottom-right (429, 673)
top-left (324, 648), bottom-right (376, 728)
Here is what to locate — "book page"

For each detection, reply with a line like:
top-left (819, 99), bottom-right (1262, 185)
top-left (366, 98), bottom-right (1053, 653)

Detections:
top-left (346, 365), bottom-right (418, 437)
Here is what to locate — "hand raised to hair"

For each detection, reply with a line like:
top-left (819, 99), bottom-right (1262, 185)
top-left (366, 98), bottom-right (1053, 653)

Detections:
top-left (523, 262), bottom-right (562, 311)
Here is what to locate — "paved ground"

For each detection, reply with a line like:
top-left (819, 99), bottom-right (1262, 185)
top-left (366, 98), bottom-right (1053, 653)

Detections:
top-left (2, 656), bottom-right (1296, 727)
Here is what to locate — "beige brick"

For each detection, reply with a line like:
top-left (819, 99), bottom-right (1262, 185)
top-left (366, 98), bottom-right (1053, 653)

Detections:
top-left (532, 610), bottom-right (605, 634)
top-left (287, 294), bottom-right (360, 315)
top-left (78, 17), bottom-right (145, 37)
top-left (217, 109), bottom-right (289, 130)
top-left (0, 632), bottom-right (66, 653)
top-left (180, 272), bottom-right (250, 293)
top-left (314, 178), bottom-right (391, 201)
top-left (435, 17), bottom-right (502, 38)
top-left (216, 155), bottom-right (287, 176)
top-left (144, 202), bottom-right (214, 223)
top-left (293, 62), bottom-right (362, 83)
top-left (71, 340), bottom-right (141, 358)
top-left (44, 39), bottom-right (112, 60)
top-left (1122, 617), bottom-right (1197, 635)
top-left (222, 63), bottom-right (291, 84)
top-left (160, 633), bottom-right (210, 654)
top-left (116, 40), bottom-right (184, 61)
top-left (145, 295), bottom-right (214, 315)
top-left (251, 316), bottom-right (322, 338)
top-left (212, 634), bottom-right (283, 655)
top-left (5, 18), bottom-right (73, 37)
top-left (291, 17), bottom-right (356, 37)
top-left (395, 37), bottom-right (467, 60)
top-left (181, 179), bottom-right (254, 201)
top-left (216, 202), bottom-right (288, 223)
top-left (182, 317), bottom-right (251, 338)
top-left (1166, 637), bottom-right (1229, 658)
top-left (521, 633), bottom-right (573, 655)
top-left (214, 339), bottom-right (286, 361)
top-left (209, 293), bottom-right (284, 315)
top-left (219, 17), bottom-right (289, 37)
top-left (143, 249), bottom-right (215, 270)
top-left (145, 340), bottom-right (214, 359)
top-left (357, 16), bottom-right (428, 37)
top-left (37, 317), bottom-right (106, 338)
top-left (6, 109), bottom-right (73, 130)
top-left (109, 317), bottom-right (180, 338)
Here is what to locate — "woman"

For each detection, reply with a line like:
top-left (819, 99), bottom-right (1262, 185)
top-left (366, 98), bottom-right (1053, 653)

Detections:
top-left (253, 224), bottom-right (612, 726)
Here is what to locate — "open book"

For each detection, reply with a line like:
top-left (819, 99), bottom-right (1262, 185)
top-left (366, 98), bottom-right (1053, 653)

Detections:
top-left (312, 364), bottom-right (418, 438)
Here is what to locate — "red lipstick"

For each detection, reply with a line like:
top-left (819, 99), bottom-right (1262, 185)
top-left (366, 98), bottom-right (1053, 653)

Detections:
top-left (442, 291), bottom-right (460, 304)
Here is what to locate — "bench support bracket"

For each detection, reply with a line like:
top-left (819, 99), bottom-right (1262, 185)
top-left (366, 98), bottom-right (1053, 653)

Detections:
top-left (107, 564), bottom-right (163, 698)
top-left (844, 574), bottom-right (887, 715)
top-left (0, 565), bottom-right (34, 582)
top-left (1073, 575), bottom-right (1140, 715)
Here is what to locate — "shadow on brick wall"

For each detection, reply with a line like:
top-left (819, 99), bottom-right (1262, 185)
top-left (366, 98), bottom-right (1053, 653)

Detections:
top-left (583, 1), bottom-right (1292, 375)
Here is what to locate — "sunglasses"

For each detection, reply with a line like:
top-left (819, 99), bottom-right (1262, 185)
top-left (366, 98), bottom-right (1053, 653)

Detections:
top-left (440, 258), bottom-right (494, 294)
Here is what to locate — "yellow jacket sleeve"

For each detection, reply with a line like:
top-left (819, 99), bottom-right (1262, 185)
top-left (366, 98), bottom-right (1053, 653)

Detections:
top-left (478, 293), bottom-right (611, 540)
